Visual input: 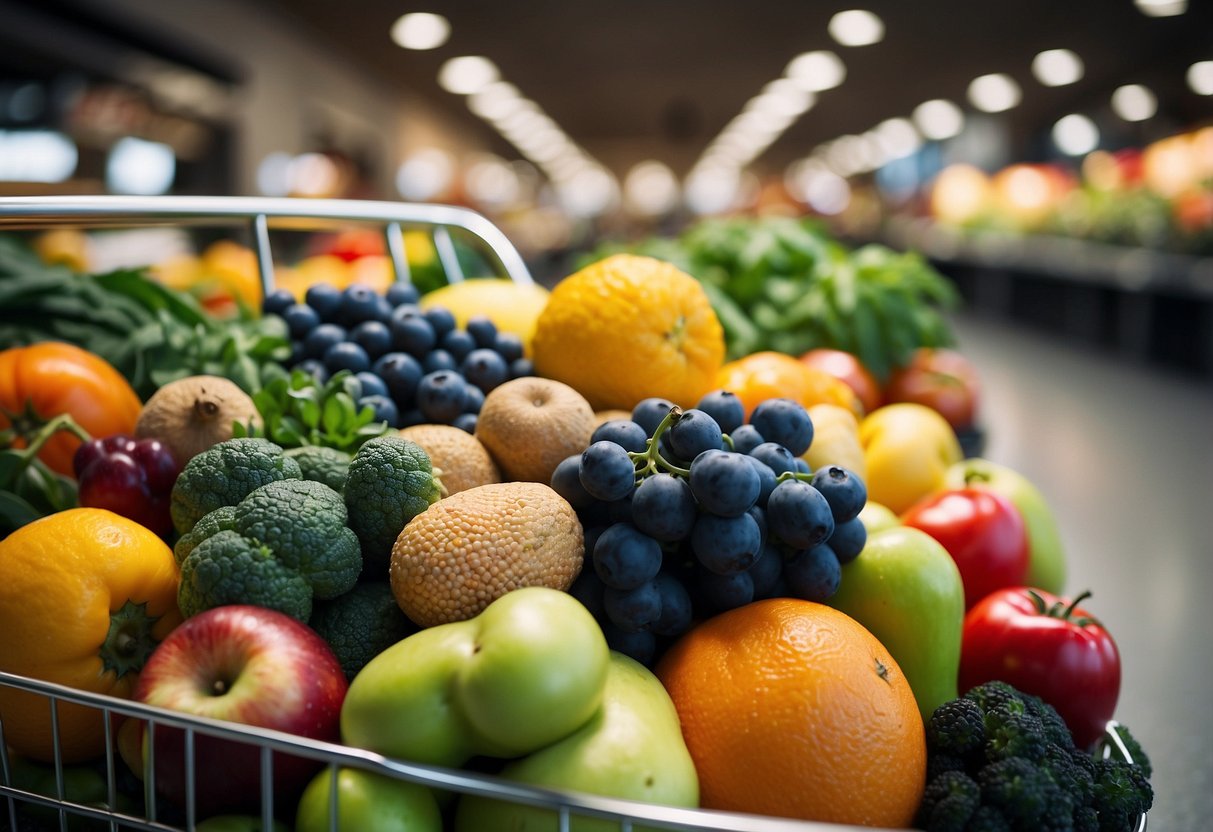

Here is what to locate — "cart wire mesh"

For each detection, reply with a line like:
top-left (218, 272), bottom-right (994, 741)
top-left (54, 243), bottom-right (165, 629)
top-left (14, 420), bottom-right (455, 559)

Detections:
top-left (0, 196), bottom-right (1147, 832)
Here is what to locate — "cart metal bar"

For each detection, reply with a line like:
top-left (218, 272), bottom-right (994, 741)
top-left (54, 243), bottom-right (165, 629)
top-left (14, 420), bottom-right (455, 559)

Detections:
top-left (0, 195), bottom-right (534, 289)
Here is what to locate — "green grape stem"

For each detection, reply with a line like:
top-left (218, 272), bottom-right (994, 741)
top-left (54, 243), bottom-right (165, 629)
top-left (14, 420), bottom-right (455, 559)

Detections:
top-left (629, 406), bottom-right (692, 480)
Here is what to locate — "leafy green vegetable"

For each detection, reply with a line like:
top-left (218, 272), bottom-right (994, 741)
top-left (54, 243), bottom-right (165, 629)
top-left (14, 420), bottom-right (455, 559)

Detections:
top-left (234, 370), bottom-right (392, 454)
top-left (581, 216), bottom-right (960, 380)
top-left (0, 413), bottom-right (86, 538)
top-left (0, 235), bottom-right (291, 398)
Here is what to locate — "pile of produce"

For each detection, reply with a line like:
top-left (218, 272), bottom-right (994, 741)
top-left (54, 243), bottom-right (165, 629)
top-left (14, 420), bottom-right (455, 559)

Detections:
top-left (0, 233), bottom-right (1151, 832)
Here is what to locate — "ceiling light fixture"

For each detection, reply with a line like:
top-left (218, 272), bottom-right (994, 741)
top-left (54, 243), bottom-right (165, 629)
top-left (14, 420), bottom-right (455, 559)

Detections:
top-left (968, 73), bottom-right (1022, 113)
top-left (1111, 84), bottom-right (1158, 121)
top-left (1052, 114), bottom-right (1100, 156)
top-left (438, 56), bottom-right (499, 95)
top-left (1187, 61), bottom-right (1213, 95)
top-left (624, 160), bottom-right (680, 217)
top-left (390, 13), bottom-right (450, 51)
top-left (912, 99), bottom-right (965, 141)
top-left (786, 51), bottom-right (847, 92)
top-left (828, 10), bottom-right (884, 47)
top-left (1134, 0), bottom-right (1187, 17)
top-left (872, 118), bottom-right (922, 160)
top-left (1031, 49), bottom-right (1084, 87)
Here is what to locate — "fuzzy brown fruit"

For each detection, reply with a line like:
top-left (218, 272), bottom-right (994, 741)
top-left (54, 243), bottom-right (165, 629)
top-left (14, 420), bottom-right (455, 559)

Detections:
top-left (474, 377), bottom-right (596, 485)
top-left (135, 375), bottom-right (259, 465)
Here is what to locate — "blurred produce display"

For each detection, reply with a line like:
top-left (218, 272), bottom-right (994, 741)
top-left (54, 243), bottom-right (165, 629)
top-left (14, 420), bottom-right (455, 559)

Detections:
top-left (583, 215), bottom-right (960, 382)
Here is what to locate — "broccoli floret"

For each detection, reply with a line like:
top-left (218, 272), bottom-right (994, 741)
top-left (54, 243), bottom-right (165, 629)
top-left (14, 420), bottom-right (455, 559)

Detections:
top-left (1021, 692), bottom-right (1076, 749)
top-left (1073, 806), bottom-right (1100, 832)
top-left (286, 445), bottom-right (351, 492)
top-left (928, 752), bottom-right (969, 783)
top-left (232, 479), bottom-right (361, 598)
top-left (978, 757), bottom-right (1057, 827)
top-left (928, 697), bottom-right (986, 757)
top-left (963, 680), bottom-right (1023, 714)
top-left (983, 709), bottom-right (1047, 763)
top-left (917, 770), bottom-right (980, 832)
top-left (179, 530), bottom-right (313, 620)
top-left (964, 805), bottom-right (1012, 832)
top-left (1091, 758), bottom-right (1152, 832)
top-left (1041, 745), bottom-right (1095, 806)
top-left (343, 436), bottom-right (442, 578)
top-left (308, 582), bottom-right (418, 680)
top-left (173, 505), bottom-right (237, 565)
top-left (1110, 724), bottom-right (1151, 779)
top-left (170, 438), bottom-right (301, 534)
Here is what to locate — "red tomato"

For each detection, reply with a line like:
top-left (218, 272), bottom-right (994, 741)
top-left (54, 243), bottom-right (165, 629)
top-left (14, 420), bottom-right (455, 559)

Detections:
top-left (960, 587), bottom-right (1121, 750)
top-left (798, 348), bottom-right (882, 415)
top-left (884, 348), bottom-right (981, 430)
top-left (0, 342), bottom-right (143, 476)
top-left (901, 488), bottom-right (1029, 610)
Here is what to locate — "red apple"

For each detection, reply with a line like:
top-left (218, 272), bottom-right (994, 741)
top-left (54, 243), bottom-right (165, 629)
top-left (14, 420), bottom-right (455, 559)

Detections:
top-left (133, 605), bottom-right (348, 816)
top-left (798, 348), bottom-right (883, 415)
top-left (884, 348), bottom-right (981, 430)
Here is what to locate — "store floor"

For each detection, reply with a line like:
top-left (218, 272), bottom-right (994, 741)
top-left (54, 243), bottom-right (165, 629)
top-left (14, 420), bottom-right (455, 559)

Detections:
top-left (951, 312), bottom-right (1213, 829)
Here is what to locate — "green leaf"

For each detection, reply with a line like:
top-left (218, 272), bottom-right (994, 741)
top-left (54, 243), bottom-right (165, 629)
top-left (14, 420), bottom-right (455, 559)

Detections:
top-left (321, 395), bottom-right (347, 436)
top-left (0, 490), bottom-right (42, 535)
top-left (94, 269), bottom-right (212, 329)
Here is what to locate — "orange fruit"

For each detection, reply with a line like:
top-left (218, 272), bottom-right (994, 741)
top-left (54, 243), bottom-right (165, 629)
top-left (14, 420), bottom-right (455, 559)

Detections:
top-left (716, 351), bottom-right (861, 419)
top-left (655, 598), bottom-right (925, 827)
top-left (531, 254), bottom-right (725, 411)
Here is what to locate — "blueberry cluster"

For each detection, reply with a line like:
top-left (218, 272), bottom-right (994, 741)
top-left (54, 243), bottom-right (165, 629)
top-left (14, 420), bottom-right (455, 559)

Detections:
top-left (553, 391), bottom-right (868, 666)
top-left (263, 283), bottom-right (533, 432)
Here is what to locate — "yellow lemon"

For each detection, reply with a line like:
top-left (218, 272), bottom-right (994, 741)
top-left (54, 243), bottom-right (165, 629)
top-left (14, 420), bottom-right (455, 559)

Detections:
top-left (420, 278), bottom-right (551, 353)
top-left (531, 255), bottom-right (725, 411)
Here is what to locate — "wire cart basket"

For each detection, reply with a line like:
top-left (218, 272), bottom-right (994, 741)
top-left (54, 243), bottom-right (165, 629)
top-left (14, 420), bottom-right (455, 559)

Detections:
top-left (0, 196), bottom-right (1148, 832)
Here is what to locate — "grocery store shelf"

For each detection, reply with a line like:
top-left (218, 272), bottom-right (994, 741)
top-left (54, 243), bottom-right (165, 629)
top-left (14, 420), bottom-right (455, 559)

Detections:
top-left (952, 312), bottom-right (1213, 831)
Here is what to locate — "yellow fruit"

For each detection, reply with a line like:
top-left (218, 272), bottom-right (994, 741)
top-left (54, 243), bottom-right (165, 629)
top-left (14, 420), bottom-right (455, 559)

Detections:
top-left (350, 255), bottom-right (395, 294)
top-left (593, 409), bottom-right (633, 428)
top-left (475, 377), bottom-right (597, 485)
top-left (531, 254), bottom-right (725, 411)
top-left (399, 424), bottom-right (501, 496)
top-left (860, 403), bottom-right (963, 514)
top-left (389, 482), bottom-right (584, 626)
top-left (420, 279), bottom-right (551, 354)
top-left (803, 404), bottom-right (866, 480)
top-left (33, 229), bottom-right (91, 272)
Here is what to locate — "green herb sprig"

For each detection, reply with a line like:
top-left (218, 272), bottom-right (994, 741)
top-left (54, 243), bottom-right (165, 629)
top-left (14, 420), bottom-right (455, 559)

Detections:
top-left (234, 370), bottom-right (392, 453)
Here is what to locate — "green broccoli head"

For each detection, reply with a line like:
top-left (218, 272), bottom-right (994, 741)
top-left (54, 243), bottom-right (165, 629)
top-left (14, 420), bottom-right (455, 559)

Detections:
top-left (286, 445), bottom-right (351, 492)
top-left (927, 696), bottom-right (986, 757)
top-left (308, 582), bottom-right (418, 680)
top-left (978, 756), bottom-right (1057, 826)
top-left (232, 479), bottom-right (362, 598)
top-left (964, 805), bottom-right (1012, 832)
top-left (343, 435), bottom-right (443, 578)
top-left (170, 438), bottom-right (302, 534)
top-left (1091, 758), bottom-right (1153, 831)
top-left (173, 505), bottom-right (237, 566)
top-left (178, 530), bottom-right (313, 621)
top-left (916, 770), bottom-right (980, 832)
top-left (984, 709), bottom-right (1047, 763)
top-left (1109, 723), bottom-right (1152, 779)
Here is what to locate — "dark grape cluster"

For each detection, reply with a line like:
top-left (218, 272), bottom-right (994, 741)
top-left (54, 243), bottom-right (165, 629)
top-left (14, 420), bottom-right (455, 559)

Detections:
top-left (263, 282), bottom-right (533, 433)
top-left (555, 391), bottom-right (868, 667)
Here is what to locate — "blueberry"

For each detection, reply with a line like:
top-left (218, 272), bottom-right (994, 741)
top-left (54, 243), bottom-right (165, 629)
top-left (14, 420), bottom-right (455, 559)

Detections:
top-left (631, 473), bottom-right (697, 542)
top-left (810, 465), bottom-right (868, 523)
top-left (385, 282), bottom-right (420, 308)
top-left (494, 332), bottom-right (524, 363)
top-left (323, 341), bottom-right (371, 374)
top-left (439, 329), bottom-right (476, 363)
top-left (462, 383), bottom-right (485, 414)
top-left (509, 357), bottom-right (534, 379)
top-left (461, 348), bottom-right (509, 393)
top-left (350, 320), bottom-right (392, 359)
top-left (750, 398), bottom-right (814, 457)
top-left (359, 394), bottom-right (399, 427)
top-left (354, 371), bottom-right (389, 400)
top-left (693, 569), bottom-right (754, 615)
top-left (261, 288), bottom-right (296, 317)
top-left (687, 449), bottom-right (761, 517)
top-left (697, 389), bottom-right (746, 435)
top-left (305, 283), bottom-right (343, 321)
top-left (288, 341), bottom-right (306, 367)
top-left (422, 349), bottom-right (458, 374)
top-left (579, 441), bottom-right (637, 502)
top-left (389, 314), bottom-right (436, 358)
top-left (829, 516), bottom-right (867, 564)
top-left (591, 420), bottom-right (649, 454)
top-left (748, 542), bottom-right (784, 599)
top-left (603, 581), bottom-right (662, 633)
top-left (783, 544), bottom-right (841, 603)
top-left (593, 524), bottom-right (662, 591)
top-left (668, 409), bottom-right (724, 460)
top-left (795, 457), bottom-right (812, 475)
top-left (282, 303), bottom-right (320, 339)
top-left (743, 454), bottom-right (778, 506)
top-left (338, 284), bottom-right (384, 326)
top-left (766, 479), bottom-right (834, 549)
top-left (651, 572), bottom-right (693, 638)
top-left (550, 455), bottom-right (594, 509)
top-left (373, 352), bottom-right (422, 407)
top-left (601, 620), bottom-right (657, 664)
top-left (691, 512), bottom-right (762, 576)
top-left (295, 358), bottom-right (329, 382)
top-left (398, 407), bottom-right (425, 428)
top-left (303, 323), bottom-right (347, 359)
top-left (452, 412), bottom-right (478, 433)
top-left (729, 424), bottom-right (765, 455)
top-left (749, 442), bottom-right (797, 477)
top-left (416, 370), bottom-right (467, 423)
top-left (631, 398), bottom-right (677, 437)
top-left (424, 306), bottom-right (457, 339)
top-left (465, 315), bottom-right (498, 349)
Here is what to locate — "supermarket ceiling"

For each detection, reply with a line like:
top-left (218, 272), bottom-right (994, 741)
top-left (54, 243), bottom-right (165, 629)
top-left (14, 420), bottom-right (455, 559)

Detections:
top-left (260, 0), bottom-right (1213, 176)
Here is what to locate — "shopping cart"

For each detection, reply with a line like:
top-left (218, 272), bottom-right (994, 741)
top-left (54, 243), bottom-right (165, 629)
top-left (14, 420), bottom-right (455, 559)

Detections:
top-left (0, 196), bottom-right (1147, 832)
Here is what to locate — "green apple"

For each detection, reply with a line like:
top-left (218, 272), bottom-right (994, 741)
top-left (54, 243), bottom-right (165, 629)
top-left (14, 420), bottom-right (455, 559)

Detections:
top-left (827, 526), bottom-right (965, 722)
top-left (194, 816), bottom-right (289, 832)
top-left (340, 586), bottom-right (611, 767)
top-left (453, 651), bottom-right (699, 832)
top-left (945, 457), bottom-right (1066, 594)
top-left (858, 500), bottom-right (900, 534)
top-left (295, 767), bottom-right (441, 832)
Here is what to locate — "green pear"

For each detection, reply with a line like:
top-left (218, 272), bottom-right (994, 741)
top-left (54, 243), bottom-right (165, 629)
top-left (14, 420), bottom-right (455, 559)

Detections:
top-left (340, 586), bottom-right (611, 767)
top-left (858, 500), bottom-right (900, 534)
top-left (453, 651), bottom-right (699, 832)
top-left (945, 457), bottom-right (1066, 594)
top-left (827, 526), bottom-right (965, 722)
top-left (295, 767), bottom-right (441, 832)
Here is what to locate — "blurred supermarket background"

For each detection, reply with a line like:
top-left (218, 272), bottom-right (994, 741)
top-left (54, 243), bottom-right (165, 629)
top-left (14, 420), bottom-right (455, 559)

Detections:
top-left (2, 0), bottom-right (1212, 376)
